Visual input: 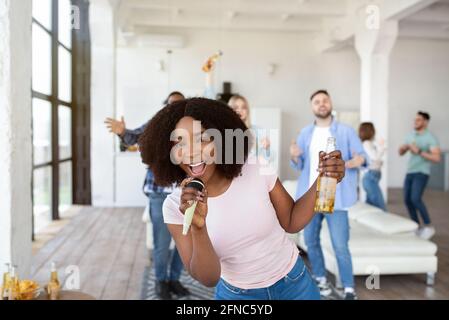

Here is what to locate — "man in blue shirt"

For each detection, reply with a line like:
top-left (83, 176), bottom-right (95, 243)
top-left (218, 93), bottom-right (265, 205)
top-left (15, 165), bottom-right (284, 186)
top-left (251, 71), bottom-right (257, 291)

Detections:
top-left (105, 92), bottom-right (188, 300)
top-left (290, 90), bottom-right (367, 300)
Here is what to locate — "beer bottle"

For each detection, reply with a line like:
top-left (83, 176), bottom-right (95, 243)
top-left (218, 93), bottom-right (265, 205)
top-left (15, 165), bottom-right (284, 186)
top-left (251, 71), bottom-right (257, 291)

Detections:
top-left (314, 137), bottom-right (337, 214)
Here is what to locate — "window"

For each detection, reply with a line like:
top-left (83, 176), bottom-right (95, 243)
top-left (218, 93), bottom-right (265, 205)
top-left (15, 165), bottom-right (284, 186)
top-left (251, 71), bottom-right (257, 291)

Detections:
top-left (58, 0), bottom-right (72, 49)
top-left (32, 0), bottom-right (74, 235)
top-left (32, 0), bottom-right (52, 30)
top-left (32, 98), bottom-right (52, 165)
top-left (33, 167), bottom-right (53, 233)
top-left (58, 46), bottom-right (72, 103)
top-left (32, 23), bottom-right (52, 95)
top-left (59, 161), bottom-right (73, 213)
top-left (58, 105), bottom-right (72, 160)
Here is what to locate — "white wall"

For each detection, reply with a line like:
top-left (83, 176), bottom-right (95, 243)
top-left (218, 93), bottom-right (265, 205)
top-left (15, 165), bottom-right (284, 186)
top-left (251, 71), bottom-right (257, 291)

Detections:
top-left (0, 0), bottom-right (33, 277)
top-left (92, 25), bottom-right (449, 206)
top-left (388, 38), bottom-right (449, 187)
top-left (90, 0), bottom-right (117, 206)
top-left (115, 28), bottom-right (361, 189)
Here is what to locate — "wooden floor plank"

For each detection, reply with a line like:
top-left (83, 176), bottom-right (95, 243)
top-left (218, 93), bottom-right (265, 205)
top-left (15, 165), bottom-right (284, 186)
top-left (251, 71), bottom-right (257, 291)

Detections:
top-left (31, 207), bottom-right (108, 283)
top-left (78, 208), bottom-right (137, 299)
top-left (125, 221), bottom-right (149, 300)
top-left (31, 207), bottom-right (98, 275)
top-left (100, 208), bottom-right (145, 300)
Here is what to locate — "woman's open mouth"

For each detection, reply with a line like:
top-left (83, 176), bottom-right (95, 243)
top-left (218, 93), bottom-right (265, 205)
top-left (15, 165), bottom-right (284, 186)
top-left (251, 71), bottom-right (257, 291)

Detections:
top-left (187, 161), bottom-right (207, 178)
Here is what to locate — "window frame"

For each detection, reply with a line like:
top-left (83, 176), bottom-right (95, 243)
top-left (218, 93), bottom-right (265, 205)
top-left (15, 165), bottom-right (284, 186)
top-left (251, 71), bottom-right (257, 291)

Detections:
top-left (32, 0), bottom-right (74, 236)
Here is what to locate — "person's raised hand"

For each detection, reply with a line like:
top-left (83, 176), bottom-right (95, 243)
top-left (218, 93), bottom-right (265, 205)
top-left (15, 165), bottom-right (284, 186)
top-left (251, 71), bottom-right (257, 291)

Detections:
top-left (399, 144), bottom-right (410, 155)
top-left (261, 137), bottom-right (271, 150)
top-left (290, 140), bottom-right (303, 161)
top-left (104, 116), bottom-right (126, 136)
top-left (345, 152), bottom-right (365, 169)
top-left (409, 143), bottom-right (420, 155)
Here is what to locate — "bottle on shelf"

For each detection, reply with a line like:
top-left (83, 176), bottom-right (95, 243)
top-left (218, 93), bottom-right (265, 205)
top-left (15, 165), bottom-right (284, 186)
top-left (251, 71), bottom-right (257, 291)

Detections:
top-left (8, 265), bottom-right (20, 300)
top-left (1, 263), bottom-right (11, 300)
top-left (47, 262), bottom-right (61, 300)
top-left (314, 137), bottom-right (337, 214)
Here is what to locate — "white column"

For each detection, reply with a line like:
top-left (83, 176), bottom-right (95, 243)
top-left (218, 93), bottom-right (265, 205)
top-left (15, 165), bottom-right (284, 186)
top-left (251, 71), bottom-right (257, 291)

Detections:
top-left (355, 18), bottom-right (398, 203)
top-left (90, 0), bottom-right (117, 206)
top-left (0, 0), bottom-right (33, 277)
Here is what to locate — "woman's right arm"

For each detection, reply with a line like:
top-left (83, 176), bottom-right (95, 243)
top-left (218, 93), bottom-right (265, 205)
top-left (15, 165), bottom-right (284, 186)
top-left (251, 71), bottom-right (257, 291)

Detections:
top-left (166, 183), bottom-right (221, 287)
top-left (121, 122), bottom-right (148, 146)
top-left (168, 224), bottom-right (221, 287)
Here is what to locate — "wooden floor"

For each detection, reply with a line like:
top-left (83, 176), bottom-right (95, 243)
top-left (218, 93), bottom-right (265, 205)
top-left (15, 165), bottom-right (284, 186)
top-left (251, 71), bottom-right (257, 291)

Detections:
top-left (31, 189), bottom-right (449, 300)
top-left (31, 207), bottom-right (148, 300)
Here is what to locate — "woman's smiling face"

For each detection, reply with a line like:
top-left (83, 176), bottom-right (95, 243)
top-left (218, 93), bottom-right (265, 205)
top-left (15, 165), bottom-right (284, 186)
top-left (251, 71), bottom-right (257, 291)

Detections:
top-left (230, 98), bottom-right (249, 122)
top-left (172, 116), bottom-right (217, 183)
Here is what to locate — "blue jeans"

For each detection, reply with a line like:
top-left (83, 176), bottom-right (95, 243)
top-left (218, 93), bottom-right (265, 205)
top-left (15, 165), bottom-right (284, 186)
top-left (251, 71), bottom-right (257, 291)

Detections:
top-left (214, 257), bottom-right (320, 300)
top-left (149, 193), bottom-right (184, 282)
top-left (404, 173), bottom-right (431, 225)
top-left (362, 170), bottom-right (387, 211)
top-left (304, 210), bottom-right (354, 288)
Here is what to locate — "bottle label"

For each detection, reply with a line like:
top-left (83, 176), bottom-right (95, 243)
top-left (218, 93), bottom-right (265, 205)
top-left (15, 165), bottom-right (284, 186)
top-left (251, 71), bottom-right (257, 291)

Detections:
top-left (314, 176), bottom-right (337, 214)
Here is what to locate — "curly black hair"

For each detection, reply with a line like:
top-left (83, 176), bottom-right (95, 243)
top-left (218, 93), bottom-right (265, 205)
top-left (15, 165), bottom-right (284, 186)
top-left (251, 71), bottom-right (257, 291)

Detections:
top-left (138, 98), bottom-right (251, 187)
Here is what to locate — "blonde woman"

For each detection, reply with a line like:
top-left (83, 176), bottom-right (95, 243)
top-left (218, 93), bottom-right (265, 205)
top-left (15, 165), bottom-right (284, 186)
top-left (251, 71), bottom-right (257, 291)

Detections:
top-left (228, 95), bottom-right (272, 163)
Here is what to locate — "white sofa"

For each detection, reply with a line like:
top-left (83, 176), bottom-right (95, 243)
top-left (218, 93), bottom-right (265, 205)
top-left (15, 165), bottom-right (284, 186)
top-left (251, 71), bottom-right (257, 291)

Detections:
top-left (142, 205), bottom-right (176, 251)
top-left (282, 180), bottom-right (438, 286)
top-left (142, 205), bottom-right (153, 250)
top-left (142, 181), bottom-right (438, 286)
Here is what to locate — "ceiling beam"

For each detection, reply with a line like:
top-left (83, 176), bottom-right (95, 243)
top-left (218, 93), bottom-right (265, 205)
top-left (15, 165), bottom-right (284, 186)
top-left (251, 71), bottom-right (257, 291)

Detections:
top-left (384, 0), bottom-right (440, 20)
top-left (121, 0), bottom-right (346, 16)
top-left (405, 5), bottom-right (449, 23)
top-left (128, 14), bottom-right (323, 33)
top-left (399, 20), bottom-right (449, 40)
top-left (315, 0), bottom-right (441, 52)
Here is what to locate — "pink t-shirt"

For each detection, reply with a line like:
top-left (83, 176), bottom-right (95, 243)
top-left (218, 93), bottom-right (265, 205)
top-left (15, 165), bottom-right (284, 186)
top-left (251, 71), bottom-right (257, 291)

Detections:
top-left (163, 160), bottom-right (299, 289)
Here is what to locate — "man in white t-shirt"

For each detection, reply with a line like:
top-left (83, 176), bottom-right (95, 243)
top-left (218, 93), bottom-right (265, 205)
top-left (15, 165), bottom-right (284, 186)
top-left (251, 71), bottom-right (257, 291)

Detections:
top-left (290, 90), bottom-right (367, 300)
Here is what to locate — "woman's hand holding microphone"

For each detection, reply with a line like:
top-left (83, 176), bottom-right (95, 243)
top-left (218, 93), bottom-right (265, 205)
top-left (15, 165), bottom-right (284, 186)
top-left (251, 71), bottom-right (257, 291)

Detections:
top-left (179, 177), bottom-right (209, 232)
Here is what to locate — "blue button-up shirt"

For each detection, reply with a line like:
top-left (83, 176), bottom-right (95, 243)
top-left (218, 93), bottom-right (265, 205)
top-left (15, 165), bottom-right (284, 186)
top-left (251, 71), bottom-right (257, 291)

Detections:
top-left (290, 119), bottom-right (367, 210)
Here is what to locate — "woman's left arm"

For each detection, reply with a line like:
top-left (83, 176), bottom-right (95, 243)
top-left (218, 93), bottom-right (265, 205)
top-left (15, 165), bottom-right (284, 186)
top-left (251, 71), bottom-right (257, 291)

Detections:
top-left (270, 151), bottom-right (345, 234)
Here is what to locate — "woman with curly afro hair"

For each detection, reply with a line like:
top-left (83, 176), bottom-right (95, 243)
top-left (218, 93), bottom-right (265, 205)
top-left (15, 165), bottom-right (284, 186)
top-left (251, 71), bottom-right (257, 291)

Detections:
top-left (138, 98), bottom-right (346, 300)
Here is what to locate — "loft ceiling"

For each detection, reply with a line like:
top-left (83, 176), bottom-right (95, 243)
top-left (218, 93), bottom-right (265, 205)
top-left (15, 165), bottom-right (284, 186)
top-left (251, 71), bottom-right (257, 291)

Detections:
top-left (115, 0), bottom-right (348, 35)
top-left (400, 0), bottom-right (449, 40)
top-left (112, 0), bottom-right (449, 42)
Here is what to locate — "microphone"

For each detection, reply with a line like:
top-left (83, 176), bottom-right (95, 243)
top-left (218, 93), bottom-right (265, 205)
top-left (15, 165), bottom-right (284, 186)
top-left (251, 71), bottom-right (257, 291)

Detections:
top-left (182, 178), bottom-right (205, 236)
